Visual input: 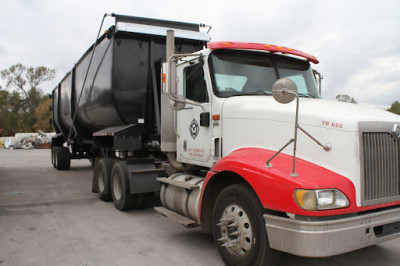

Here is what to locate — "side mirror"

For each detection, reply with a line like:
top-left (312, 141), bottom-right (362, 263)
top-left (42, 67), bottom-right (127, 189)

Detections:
top-left (272, 78), bottom-right (297, 104)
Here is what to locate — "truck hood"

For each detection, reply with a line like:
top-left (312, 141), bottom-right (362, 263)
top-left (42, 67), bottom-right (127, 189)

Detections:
top-left (221, 96), bottom-right (399, 207)
top-left (222, 96), bottom-right (399, 132)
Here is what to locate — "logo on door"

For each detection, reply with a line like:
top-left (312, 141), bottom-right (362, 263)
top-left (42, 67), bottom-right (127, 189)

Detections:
top-left (189, 119), bottom-right (200, 139)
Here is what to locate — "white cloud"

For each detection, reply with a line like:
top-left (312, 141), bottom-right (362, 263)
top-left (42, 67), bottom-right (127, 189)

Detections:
top-left (0, 0), bottom-right (399, 107)
top-left (345, 56), bottom-right (400, 106)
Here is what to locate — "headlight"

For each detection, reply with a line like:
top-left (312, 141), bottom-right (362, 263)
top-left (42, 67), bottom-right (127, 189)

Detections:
top-left (294, 189), bottom-right (349, 211)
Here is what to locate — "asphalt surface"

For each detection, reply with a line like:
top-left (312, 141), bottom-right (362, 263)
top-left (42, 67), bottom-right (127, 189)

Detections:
top-left (0, 149), bottom-right (399, 266)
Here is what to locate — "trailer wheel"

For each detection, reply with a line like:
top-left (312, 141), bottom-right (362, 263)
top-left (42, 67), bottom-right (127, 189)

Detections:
top-left (111, 161), bottom-right (135, 211)
top-left (62, 147), bottom-right (71, 170)
top-left (51, 146), bottom-right (56, 168)
top-left (53, 146), bottom-right (70, 170)
top-left (212, 184), bottom-right (281, 266)
top-left (92, 157), bottom-right (101, 193)
top-left (96, 158), bottom-right (113, 201)
top-left (55, 147), bottom-right (65, 170)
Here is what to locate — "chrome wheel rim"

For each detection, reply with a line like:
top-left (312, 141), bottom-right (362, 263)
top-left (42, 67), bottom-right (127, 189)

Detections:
top-left (98, 168), bottom-right (105, 192)
top-left (216, 204), bottom-right (253, 256)
top-left (113, 172), bottom-right (122, 201)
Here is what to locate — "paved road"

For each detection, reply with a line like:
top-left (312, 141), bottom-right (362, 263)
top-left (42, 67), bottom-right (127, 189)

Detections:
top-left (0, 149), bottom-right (399, 266)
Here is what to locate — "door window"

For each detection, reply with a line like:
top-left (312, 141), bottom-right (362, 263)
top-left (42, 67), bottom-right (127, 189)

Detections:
top-left (184, 64), bottom-right (208, 103)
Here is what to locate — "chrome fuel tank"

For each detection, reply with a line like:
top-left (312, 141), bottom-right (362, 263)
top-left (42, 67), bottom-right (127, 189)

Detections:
top-left (160, 173), bottom-right (204, 221)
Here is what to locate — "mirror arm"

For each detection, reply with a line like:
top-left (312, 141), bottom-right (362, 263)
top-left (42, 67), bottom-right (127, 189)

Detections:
top-left (266, 88), bottom-right (331, 177)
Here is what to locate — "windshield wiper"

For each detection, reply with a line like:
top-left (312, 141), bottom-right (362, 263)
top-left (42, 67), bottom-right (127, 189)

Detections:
top-left (297, 93), bottom-right (314, 98)
top-left (240, 90), bottom-right (272, 96)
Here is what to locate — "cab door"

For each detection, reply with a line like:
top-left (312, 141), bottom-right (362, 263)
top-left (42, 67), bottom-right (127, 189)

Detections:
top-left (176, 60), bottom-right (212, 167)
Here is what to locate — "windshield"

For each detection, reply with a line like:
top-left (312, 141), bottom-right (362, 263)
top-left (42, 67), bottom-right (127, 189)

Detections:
top-left (209, 50), bottom-right (320, 98)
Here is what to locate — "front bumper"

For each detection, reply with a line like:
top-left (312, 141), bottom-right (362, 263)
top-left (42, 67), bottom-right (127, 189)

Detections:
top-left (264, 207), bottom-right (400, 257)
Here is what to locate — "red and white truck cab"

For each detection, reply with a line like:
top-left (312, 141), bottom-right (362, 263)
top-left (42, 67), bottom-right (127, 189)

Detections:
top-left (52, 15), bottom-right (400, 266)
top-left (159, 39), bottom-right (400, 265)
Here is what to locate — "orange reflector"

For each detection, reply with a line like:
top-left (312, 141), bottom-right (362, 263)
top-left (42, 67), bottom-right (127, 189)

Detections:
top-left (212, 114), bottom-right (220, 120)
top-left (223, 42), bottom-right (232, 46)
top-left (275, 46), bottom-right (283, 50)
top-left (162, 74), bottom-right (166, 83)
top-left (264, 44), bottom-right (272, 48)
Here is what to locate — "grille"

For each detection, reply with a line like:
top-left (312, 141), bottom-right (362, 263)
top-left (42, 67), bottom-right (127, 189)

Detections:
top-left (362, 132), bottom-right (400, 205)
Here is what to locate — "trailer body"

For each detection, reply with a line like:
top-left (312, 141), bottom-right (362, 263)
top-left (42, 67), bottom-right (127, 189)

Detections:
top-left (52, 15), bottom-right (208, 160)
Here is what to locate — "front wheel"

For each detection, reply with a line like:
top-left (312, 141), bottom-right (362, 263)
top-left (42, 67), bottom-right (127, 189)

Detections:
top-left (212, 184), bottom-right (281, 266)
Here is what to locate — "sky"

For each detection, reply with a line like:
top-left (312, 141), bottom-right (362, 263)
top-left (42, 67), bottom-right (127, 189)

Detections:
top-left (0, 0), bottom-right (399, 107)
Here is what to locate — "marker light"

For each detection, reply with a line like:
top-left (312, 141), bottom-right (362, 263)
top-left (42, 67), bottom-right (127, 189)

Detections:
top-left (207, 42), bottom-right (319, 64)
top-left (294, 189), bottom-right (349, 211)
top-left (212, 114), bottom-right (220, 120)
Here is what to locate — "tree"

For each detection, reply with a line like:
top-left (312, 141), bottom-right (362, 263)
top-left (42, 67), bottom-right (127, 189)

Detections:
top-left (387, 101), bottom-right (400, 115)
top-left (0, 88), bottom-right (25, 135)
top-left (1, 63), bottom-right (56, 113)
top-left (336, 94), bottom-right (357, 104)
top-left (33, 97), bottom-right (53, 132)
top-left (0, 64), bottom-right (56, 134)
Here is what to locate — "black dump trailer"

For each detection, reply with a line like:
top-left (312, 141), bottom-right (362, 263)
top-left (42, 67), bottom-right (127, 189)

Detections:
top-left (51, 14), bottom-right (209, 206)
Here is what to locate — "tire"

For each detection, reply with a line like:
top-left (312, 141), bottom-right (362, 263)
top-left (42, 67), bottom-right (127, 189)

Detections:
top-left (212, 184), bottom-right (281, 266)
top-left (51, 146), bottom-right (56, 168)
top-left (62, 147), bottom-right (71, 170)
top-left (92, 157), bottom-right (101, 193)
top-left (96, 158), bottom-right (114, 201)
top-left (111, 161), bottom-right (136, 211)
top-left (54, 146), bottom-right (71, 170)
top-left (55, 147), bottom-right (64, 170)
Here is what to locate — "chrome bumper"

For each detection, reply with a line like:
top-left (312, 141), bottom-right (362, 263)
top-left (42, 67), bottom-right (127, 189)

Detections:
top-left (264, 207), bottom-right (400, 257)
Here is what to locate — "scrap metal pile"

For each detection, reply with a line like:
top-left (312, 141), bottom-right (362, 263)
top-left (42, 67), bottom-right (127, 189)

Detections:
top-left (1, 131), bottom-right (55, 149)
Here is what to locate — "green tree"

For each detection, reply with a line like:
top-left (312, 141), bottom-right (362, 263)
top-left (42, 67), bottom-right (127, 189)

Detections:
top-left (1, 63), bottom-right (56, 112)
top-left (0, 64), bottom-right (56, 133)
top-left (387, 101), bottom-right (400, 115)
top-left (0, 88), bottom-right (25, 135)
top-left (33, 97), bottom-right (53, 132)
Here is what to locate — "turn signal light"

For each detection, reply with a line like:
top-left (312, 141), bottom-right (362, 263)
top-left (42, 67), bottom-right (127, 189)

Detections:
top-left (294, 189), bottom-right (349, 211)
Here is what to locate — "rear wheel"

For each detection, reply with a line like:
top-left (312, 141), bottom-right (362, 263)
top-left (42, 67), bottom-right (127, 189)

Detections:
top-left (55, 147), bottom-right (64, 170)
top-left (51, 146), bottom-right (56, 168)
top-left (212, 184), bottom-right (281, 266)
top-left (111, 161), bottom-right (135, 211)
top-left (96, 158), bottom-right (113, 201)
top-left (62, 147), bottom-right (70, 170)
top-left (54, 146), bottom-right (71, 170)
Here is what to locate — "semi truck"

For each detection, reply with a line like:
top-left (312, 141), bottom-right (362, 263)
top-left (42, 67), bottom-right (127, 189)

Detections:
top-left (51, 13), bottom-right (400, 266)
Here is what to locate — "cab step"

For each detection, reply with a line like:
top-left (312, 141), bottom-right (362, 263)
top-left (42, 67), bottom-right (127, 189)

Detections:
top-left (154, 207), bottom-right (198, 228)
